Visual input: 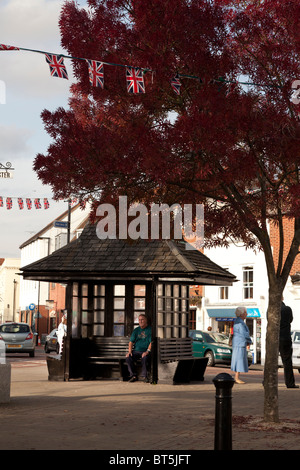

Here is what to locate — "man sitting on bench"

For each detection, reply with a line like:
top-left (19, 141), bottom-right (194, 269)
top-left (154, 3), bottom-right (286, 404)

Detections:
top-left (126, 314), bottom-right (151, 382)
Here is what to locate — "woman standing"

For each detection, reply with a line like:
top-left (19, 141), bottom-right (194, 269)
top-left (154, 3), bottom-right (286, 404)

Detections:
top-left (231, 307), bottom-right (252, 384)
top-left (57, 315), bottom-right (67, 354)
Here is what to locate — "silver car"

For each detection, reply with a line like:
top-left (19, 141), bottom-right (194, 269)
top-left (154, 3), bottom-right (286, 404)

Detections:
top-left (44, 329), bottom-right (59, 354)
top-left (0, 322), bottom-right (35, 357)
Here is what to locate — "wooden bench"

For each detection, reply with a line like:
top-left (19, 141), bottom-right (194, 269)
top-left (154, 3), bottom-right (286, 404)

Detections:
top-left (88, 337), bottom-right (128, 364)
top-left (87, 336), bottom-right (147, 381)
top-left (87, 337), bottom-right (128, 379)
top-left (157, 337), bottom-right (208, 383)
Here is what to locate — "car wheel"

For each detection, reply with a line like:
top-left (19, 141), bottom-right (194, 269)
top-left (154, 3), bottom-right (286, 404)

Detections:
top-left (29, 350), bottom-right (35, 357)
top-left (56, 343), bottom-right (60, 354)
top-left (45, 343), bottom-right (50, 354)
top-left (205, 350), bottom-right (215, 367)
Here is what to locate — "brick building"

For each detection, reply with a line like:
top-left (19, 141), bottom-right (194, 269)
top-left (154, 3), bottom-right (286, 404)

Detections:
top-left (270, 218), bottom-right (300, 276)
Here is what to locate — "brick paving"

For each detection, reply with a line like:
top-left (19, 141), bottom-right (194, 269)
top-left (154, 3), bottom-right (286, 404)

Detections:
top-left (0, 361), bottom-right (299, 451)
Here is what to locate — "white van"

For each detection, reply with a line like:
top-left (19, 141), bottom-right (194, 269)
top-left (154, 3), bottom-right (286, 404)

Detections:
top-left (278, 331), bottom-right (300, 370)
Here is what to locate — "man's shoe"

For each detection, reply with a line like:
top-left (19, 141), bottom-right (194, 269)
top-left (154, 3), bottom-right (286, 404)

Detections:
top-left (142, 376), bottom-right (150, 383)
top-left (128, 376), bottom-right (137, 382)
top-left (287, 384), bottom-right (299, 388)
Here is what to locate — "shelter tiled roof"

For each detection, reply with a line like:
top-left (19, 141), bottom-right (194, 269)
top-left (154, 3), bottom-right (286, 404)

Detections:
top-left (20, 223), bottom-right (236, 285)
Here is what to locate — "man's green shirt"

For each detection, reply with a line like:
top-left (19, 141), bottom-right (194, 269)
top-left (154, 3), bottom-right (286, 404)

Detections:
top-left (130, 325), bottom-right (152, 352)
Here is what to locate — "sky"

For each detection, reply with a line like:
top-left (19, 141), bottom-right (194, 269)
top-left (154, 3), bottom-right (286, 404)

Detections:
top-left (0, 0), bottom-right (88, 258)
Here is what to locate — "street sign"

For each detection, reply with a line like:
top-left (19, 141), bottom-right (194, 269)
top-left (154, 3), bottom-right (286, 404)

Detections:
top-left (54, 221), bottom-right (69, 228)
top-left (0, 162), bottom-right (14, 178)
top-left (28, 303), bottom-right (35, 310)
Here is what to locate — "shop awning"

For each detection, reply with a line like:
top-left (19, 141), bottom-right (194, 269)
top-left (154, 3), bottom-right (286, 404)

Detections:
top-left (207, 307), bottom-right (260, 321)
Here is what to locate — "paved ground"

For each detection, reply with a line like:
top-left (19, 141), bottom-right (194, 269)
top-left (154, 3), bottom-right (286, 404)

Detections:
top-left (1, 359), bottom-right (300, 453)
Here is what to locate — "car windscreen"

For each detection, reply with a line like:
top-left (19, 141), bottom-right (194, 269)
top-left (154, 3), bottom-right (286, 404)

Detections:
top-left (0, 324), bottom-right (30, 333)
top-left (202, 332), bottom-right (215, 343)
top-left (211, 333), bottom-right (229, 343)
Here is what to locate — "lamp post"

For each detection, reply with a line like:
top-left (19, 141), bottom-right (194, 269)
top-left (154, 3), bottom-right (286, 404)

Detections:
top-left (12, 279), bottom-right (17, 322)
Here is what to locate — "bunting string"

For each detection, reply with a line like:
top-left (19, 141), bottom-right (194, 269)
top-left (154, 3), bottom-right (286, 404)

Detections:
top-left (0, 43), bottom-right (285, 96)
top-left (0, 197), bottom-right (50, 210)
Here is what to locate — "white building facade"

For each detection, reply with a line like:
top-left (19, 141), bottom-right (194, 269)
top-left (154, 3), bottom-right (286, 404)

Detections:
top-left (0, 258), bottom-right (21, 323)
top-left (19, 203), bottom-right (90, 326)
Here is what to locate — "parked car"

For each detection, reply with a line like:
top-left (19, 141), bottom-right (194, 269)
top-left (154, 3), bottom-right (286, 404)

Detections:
top-left (209, 332), bottom-right (230, 345)
top-left (0, 322), bottom-right (35, 357)
top-left (44, 329), bottom-right (59, 354)
top-left (278, 330), bottom-right (300, 371)
top-left (189, 330), bottom-right (252, 367)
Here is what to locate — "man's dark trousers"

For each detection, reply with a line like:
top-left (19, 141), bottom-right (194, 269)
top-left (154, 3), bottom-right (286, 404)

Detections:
top-left (279, 339), bottom-right (295, 388)
top-left (126, 351), bottom-right (150, 378)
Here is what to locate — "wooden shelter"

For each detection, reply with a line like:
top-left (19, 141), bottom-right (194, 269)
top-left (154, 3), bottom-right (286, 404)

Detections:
top-left (20, 223), bottom-right (236, 383)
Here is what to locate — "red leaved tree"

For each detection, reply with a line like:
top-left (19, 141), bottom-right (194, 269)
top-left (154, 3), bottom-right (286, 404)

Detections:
top-left (34, 0), bottom-right (300, 422)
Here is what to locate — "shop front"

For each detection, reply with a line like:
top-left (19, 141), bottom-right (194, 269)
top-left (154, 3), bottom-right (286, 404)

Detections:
top-left (206, 307), bottom-right (261, 363)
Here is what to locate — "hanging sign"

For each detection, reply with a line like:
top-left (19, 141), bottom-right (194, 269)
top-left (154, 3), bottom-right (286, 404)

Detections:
top-left (0, 171), bottom-right (13, 179)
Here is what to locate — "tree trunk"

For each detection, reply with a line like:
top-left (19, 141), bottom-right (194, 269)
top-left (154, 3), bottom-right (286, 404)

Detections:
top-left (263, 283), bottom-right (283, 423)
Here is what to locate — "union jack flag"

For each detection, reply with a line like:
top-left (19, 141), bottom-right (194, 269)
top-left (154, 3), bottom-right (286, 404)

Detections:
top-left (18, 198), bottom-right (24, 210)
top-left (171, 74), bottom-right (181, 95)
top-left (6, 197), bottom-right (12, 210)
top-left (86, 60), bottom-right (104, 88)
top-left (45, 54), bottom-right (68, 80)
top-left (44, 198), bottom-right (50, 209)
top-left (26, 198), bottom-right (32, 210)
top-left (0, 44), bottom-right (19, 51)
top-left (34, 198), bottom-right (41, 209)
top-left (126, 67), bottom-right (145, 94)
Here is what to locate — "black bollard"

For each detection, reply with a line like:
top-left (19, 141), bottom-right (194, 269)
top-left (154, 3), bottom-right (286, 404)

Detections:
top-left (213, 373), bottom-right (235, 450)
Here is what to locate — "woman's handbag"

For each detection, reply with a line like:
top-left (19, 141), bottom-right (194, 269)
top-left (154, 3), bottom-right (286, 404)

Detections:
top-left (229, 334), bottom-right (233, 346)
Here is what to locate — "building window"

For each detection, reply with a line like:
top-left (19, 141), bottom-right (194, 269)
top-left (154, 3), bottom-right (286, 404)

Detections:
top-left (133, 285), bottom-right (146, 328)
top-left (55, 233), bottom-right (68, 251)
top-left (93, 284), bottom-right (105, 336)
top-left (243, 267), bottom-right (253, 299)
top-left (157, 284), bottom-right (189, 338)
top-left (81, 283), bottom-right (91, 338)
top-left (189, 308), bottom-right (196, 330)
top-left (113, 285), bottom-right (125, 336)
top-left (219, 286), bottom-right (229, 300)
